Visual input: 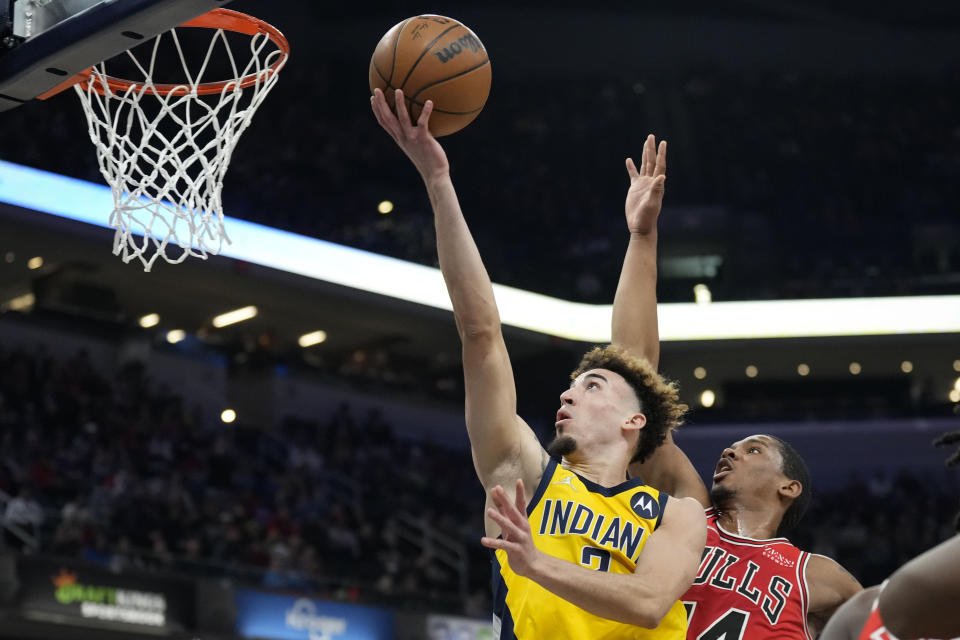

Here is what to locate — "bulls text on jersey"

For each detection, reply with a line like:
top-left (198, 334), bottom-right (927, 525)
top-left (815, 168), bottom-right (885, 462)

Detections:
top-left (693, 545), bottom-right (793, 625)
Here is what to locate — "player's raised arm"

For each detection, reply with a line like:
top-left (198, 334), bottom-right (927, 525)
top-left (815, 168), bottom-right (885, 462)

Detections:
top-left (370, 88), bottom-right (545, 501)
top-left (611, 135), bottom-right (710, 506)
top-left (612, 134), bottom-right (667, 368)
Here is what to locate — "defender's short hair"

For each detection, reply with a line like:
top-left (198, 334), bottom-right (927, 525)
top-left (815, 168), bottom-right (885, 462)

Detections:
top-left (571, 345), bottom-right (687, 463)
top-left (768, 436), bottom-right (812, 536)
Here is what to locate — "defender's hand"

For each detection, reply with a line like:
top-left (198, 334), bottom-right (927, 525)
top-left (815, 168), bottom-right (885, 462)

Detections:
top-left (370, 88), bottom-right (450, 183)
top-left (624, 134), bottom-right (667, 235)
top-left (481, 480), bottom-right (543, 578)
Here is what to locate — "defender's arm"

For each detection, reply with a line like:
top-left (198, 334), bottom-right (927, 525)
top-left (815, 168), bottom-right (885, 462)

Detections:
top-left (806, 554), bottom-right (864, 637)
top-left (611, 136), bottom-right (710, 507)
top-left (611, 134), bottom-right (666, 368)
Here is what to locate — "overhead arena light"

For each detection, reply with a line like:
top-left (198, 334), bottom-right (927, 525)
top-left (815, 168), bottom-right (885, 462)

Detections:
top-left (212, 306), bottom-right (258, 328)
top-left (700, 390), bottom-right (716, 408)
top-left (2, 292), bottom-right (34, 311)
top-left (298, 330), bottom-right (328, 347)
top-left (139, 313), bottom-right (160, 328)
top-left (1, 160), bottom-right (959, 342)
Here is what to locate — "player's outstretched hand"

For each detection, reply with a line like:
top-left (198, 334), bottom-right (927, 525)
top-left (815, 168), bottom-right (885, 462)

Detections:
top-left (624, 134), bottom-right (667, 235)
top-left (370, 88), bottom-right (450, 184)
top-left (481, 480), bottom-right (542, 577)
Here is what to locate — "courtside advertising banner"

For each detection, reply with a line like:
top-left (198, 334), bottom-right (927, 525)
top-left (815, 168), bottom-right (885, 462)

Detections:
top-left (17, 556), bottom-right (194, 632)
top-left (426, 614), bottom-right (492, 640)
top-left (234, 589), bottom-right (395, 640)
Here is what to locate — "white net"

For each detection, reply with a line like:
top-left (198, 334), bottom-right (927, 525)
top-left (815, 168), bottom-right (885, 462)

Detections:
top-left (74, 17), bottom-right (287, 271)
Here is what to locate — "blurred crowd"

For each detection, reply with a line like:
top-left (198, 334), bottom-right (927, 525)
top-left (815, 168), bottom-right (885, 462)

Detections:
top-left (0, 342), bottom-right (489, 614)
top-left (0, 63), bottom-right (957, 304)
top-left (0, 342), bottom-right (957, 615)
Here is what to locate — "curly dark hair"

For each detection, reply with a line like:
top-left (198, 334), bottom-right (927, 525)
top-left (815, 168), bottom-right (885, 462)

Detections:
top-left (933, 428), bottom-right (960, 531)
top-left (571, 345), bottom-right (687, 464)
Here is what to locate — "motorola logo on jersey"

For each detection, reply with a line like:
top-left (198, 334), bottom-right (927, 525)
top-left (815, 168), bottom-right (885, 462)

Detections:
top-left (630, 491), bottom-right (660, 519)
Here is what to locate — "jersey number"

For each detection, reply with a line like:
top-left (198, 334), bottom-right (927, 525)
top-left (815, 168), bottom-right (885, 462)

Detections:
top-left (580, 545), bottom-right (611, 572)
top-left (683, 604), bottom-right (750, 640)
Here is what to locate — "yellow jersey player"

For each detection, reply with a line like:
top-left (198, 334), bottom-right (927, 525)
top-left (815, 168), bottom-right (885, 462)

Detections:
top-left (371, 88), bottom-right (706, 639)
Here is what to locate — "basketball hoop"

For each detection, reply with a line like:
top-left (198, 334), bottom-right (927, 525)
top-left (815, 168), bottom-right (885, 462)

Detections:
top-left (53, 9), bottom-right (289, 271)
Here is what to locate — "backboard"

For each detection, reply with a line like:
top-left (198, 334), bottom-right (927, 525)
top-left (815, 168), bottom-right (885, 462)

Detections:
top-left (0, 0), bottom-right (232, 111)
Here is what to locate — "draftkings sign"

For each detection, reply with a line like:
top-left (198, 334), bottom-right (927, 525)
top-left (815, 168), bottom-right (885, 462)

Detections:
top-left (17, 556), bottom-right (194, 632)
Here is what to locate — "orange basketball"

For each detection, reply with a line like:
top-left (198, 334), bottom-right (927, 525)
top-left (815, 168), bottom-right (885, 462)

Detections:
top-left (369, 15), bottom-right (491, 137)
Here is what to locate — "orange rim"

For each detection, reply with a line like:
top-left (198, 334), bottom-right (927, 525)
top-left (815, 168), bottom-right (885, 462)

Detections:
top-left (38, 8), bottom-right (289, 100)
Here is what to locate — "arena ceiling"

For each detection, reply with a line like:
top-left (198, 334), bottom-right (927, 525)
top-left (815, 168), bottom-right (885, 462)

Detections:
top-left (1, 200), bottom-right (956, 421)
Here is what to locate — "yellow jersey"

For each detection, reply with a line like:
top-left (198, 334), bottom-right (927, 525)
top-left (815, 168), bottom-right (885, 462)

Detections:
top-left (492, 457), bottom-right (687, 640)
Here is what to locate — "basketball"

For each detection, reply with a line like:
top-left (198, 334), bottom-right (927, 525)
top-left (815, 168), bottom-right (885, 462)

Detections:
top-left (369, 15), bottom-right (491, 137)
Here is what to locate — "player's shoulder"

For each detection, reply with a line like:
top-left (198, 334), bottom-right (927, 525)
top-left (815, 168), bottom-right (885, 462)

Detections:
top-left (806, 553), bottom-right (863, 611)
top-left (806, 553), bottom-right (856, 582)
top-left (661, 495), bottom-right (708, 529)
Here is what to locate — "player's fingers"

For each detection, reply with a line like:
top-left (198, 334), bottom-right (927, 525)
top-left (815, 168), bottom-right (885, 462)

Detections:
top-left (653, 174), bottom-right (666, 193)
top-left (643, 134), bottom-right (656, 176)
top-left (372, 88), bottom-right (393, 117)
top-left (490, 486), bottom-right (518, 520)
top-left (488, 486), bottom-right (509, 513)
top-left (645, 178), bottom-right (666, 210)
top-left (514, 479), bottom-right (527, 515)
top-left (655, 140), bottom-right (668, 176)
top-left (625, 157), bottom-right (640, 180)
top-left (370, 95), bottom-right (391, 130)
top-left (394, 89), bottom-right (413, 131)
top-left (371, 91), bottom-right (401, 139)
top-left (480, 536), bottom-right (510, 551)
top-left (418, 99), bottom-right (434, 129)
top-left (486, 507), bottom-right (522, 538)
top-left (491, 488), bottom-right (527, 529)
top-left (370, 94), bottom-right (385, 124)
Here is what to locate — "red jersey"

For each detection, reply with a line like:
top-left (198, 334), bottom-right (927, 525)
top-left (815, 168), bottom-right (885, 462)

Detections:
top-left (860, 607), bottom-right (896, 640)
top-left (682, 508), bottom-right (813, 640)
top-left (857, 585), bottom-right (954, 640)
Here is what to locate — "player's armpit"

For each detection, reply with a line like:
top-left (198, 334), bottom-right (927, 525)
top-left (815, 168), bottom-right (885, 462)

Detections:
top-left (805, 554), bottom-right (863, 636)
top-left (478, 416), bottom-right (550, 512)
top-left (629, 496), bottom-right (708, 624)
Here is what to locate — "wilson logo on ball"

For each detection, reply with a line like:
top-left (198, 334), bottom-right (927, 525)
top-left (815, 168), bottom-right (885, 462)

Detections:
top-left (433, 34), bottom-right (484, 63)
top-left (370, 15), bottom-right (492, 136)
